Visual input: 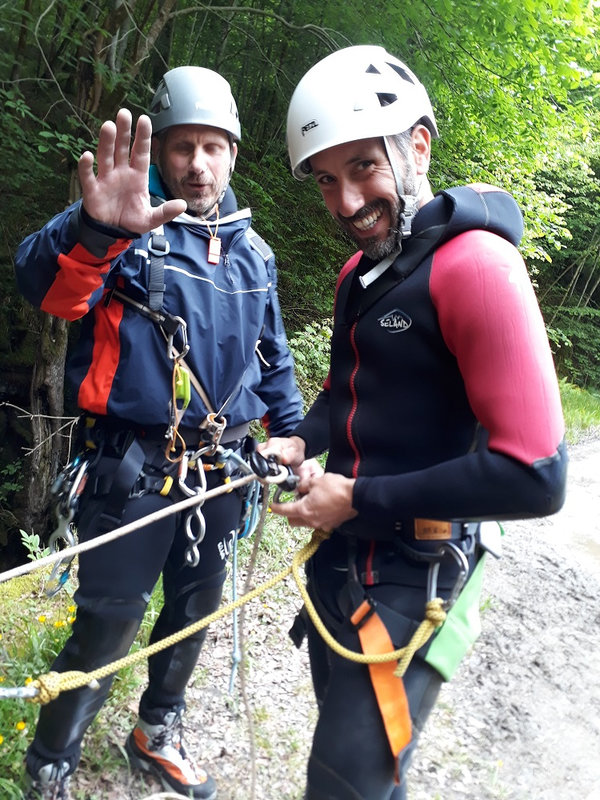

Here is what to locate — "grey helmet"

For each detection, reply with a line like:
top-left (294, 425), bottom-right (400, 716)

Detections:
top-left (149, 66), bottom-right (241, 141)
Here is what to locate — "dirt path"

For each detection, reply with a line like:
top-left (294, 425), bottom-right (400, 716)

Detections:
top-left (78, 438), bottom-right (600, 800)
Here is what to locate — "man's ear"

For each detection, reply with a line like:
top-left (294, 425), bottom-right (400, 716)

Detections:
top-left (229, 141), bottom-right (238, 175)
top-left (411, 125), bottom-right (431, 174)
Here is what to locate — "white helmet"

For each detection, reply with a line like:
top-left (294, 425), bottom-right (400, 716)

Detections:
top-left (149, 66), bottom-right (241, 141)
top-left (287, 45), bottom-right (438, 180)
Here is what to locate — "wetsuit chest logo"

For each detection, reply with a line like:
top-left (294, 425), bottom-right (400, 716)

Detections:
top-left (378, 308), bottom-right (412, 333)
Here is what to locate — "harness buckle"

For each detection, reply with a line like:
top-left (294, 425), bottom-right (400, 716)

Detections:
top-left (350, 597), bottom-right (378, 631)
top-left (426, 541), bottom-right (469, 610)
top-left (148, 233), bottom-right (170, 258)
top-left (198, 413), bottom-right (227, 455)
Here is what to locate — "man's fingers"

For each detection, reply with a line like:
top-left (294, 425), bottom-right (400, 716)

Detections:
top-left (113, 109), bottom-right (134, 169)
top-left (128, 114), bottom-right (153, 173)
top-left (152, 199), bottom-right (187, 227)
top-left (77, 151), bottom-right (96, 194)
top-left (94, 120), bottom-right (117, 180)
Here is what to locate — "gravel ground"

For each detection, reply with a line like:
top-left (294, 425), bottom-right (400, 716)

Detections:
top-left (72, 437), bottom-right (600, 800)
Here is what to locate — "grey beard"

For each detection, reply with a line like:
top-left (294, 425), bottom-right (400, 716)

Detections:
top-left (361, 225), bottom-right (403, 260)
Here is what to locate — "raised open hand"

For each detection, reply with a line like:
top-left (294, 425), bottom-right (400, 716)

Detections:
top-left (77, 108), bottom-right (186, 233)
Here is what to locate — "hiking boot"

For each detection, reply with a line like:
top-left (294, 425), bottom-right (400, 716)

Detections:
top-left (24, 761), bottom-right (72, 800)
top-left (125, 710), bottom-right (217, 800)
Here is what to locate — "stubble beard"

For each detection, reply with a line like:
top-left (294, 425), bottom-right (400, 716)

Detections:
top-left (342, 197), bottom-right (403, 261)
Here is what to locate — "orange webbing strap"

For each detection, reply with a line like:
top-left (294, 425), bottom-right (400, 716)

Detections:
top-left (350, 600), bottom-right (412, 781)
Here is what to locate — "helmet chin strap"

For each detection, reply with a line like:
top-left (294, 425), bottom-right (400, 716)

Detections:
top-left (383, 136), bottom-right (419, 239)
top-left (359, 137), bottom-right (420, 289)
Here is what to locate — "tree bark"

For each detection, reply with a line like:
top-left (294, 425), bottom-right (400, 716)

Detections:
top-left (25, 313), bottom-right (70, 537)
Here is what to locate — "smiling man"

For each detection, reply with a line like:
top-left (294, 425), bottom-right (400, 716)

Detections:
top-left (263, 45), bottom-right (568, 800)
top-left (15, 66), bottom-right (304, 800)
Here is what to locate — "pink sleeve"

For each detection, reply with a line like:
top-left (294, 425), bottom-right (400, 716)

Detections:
top-left (430, 230), bottom-right (564, 465)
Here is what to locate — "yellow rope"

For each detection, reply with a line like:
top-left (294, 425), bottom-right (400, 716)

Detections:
top-left (290, 531), bottom-right (446, 677)
top-left (26, 529), bottom-right (446, 704)
top-left (27, 533), bottom-right (321, 704)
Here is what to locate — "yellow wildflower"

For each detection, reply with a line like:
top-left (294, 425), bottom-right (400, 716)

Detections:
top-left (0, 734), bottom-right (4, 745)
top-left (24, 677), bottom-right (33, 685)
top-left (37, 615), bottom-right (47, 623)
top-left (15, 721), bottom-right (26, 731)
top-left (53, 620), bottom-right (66, 628)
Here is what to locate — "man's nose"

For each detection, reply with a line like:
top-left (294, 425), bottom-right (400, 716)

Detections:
top-left (337, 181), bottom-right (365, 218)
top-left (190, 147), bottom-right (207, 173)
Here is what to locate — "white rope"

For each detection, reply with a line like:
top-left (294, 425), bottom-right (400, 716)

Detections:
top-left (0, 468), bottom-right (288, 586)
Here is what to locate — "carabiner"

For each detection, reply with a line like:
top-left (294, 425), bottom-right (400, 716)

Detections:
top-left (273, 469), bottom-right (300, 503)
top-left (427, 541), bottom-right (469, 610)
top-left (46, 511), bottom-right (77, 598)
top-left (166, 316), bottom-right (190, 360)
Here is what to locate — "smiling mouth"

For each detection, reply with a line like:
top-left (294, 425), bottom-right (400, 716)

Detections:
top-left (351, 205), bottom-right (383, 232)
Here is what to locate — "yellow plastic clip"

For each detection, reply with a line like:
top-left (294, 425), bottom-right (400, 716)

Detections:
top-left (174, 364), bottom-right (191, 410)
top-left (160, 475), bottom-right (174, 496)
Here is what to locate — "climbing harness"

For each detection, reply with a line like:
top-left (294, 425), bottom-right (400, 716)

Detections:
top-left (107, 225), bottom-right (265, 460)
top-left (44, 455), bottom-right (90, 597)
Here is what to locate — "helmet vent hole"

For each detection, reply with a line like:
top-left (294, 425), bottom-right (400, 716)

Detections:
top-left (376, 93), bottom-right (397, 107)
top-left (365, 64), bottom-right (381, 74)
top-left (388, 62), bottom-right (416, 84)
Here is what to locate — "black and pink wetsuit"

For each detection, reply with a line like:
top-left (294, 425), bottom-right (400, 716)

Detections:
top-left (293, 184), bottom-right (567, 800)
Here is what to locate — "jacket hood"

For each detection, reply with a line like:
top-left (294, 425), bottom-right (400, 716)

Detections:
top-left (413, 183), bottom-right (524, 249)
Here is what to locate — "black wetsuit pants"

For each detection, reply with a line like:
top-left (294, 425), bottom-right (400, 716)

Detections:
top-left (303, 543), bottom-right (445, 800)
top-left (26, 442), bottom-right (244, 776)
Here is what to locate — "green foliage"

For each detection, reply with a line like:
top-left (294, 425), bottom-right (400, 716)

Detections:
top-left (0, 462), bottom-right (23, 509)
top-left (0, 569), bottom-right (165, 794)
top-left (559, 378), bottom-right (600, 441)
top-left (19, 530), bottom-right (50, 562)
top-left (548, 306), bottom-right (600, 389)
top-left (233, 150), bottom-right (350, 328)
top-left (287, 320), bottom-right (333, 410)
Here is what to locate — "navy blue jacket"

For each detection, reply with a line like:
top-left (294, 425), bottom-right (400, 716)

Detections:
top-left (15, 168), bottom-right (303, 436)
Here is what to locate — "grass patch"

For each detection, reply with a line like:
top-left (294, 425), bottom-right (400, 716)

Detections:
top-left (559, 378), bottom-right (600, 443)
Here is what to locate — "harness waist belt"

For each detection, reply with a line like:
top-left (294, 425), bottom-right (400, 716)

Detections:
top-left (83, 414), bottom-right (249, 448)
top-left (339, 517), bottom-right (466, 543)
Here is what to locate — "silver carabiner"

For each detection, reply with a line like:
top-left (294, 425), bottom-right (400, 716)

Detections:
top-left (46, 509), bottom-right (77, 598)
top-left (427, 541), bottom-right (470, 610)
top-left (166, 316), bottom-right (190, 360)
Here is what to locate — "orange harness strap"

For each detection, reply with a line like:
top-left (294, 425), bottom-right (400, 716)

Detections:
top-left (350, 600), bottom-right (412, 779)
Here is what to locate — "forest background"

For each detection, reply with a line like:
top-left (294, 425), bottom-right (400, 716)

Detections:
top-left (0, 0), bottom-right (599, 563)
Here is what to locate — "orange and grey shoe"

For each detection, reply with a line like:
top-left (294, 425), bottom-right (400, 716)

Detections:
top-left (125, 711), bottom-right (217, 800)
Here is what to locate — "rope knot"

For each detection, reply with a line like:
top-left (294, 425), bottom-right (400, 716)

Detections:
top-left (425, 598), bottom-right (447, 628)
top-left (32, 671), bottom-right (62, 705)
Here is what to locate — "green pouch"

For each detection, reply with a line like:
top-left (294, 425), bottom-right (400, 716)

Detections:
top-left (424, 552), bottom-right (487, 681)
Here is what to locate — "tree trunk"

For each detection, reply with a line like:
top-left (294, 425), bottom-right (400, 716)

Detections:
top-left (25, 313), bottom-right (70, 538)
